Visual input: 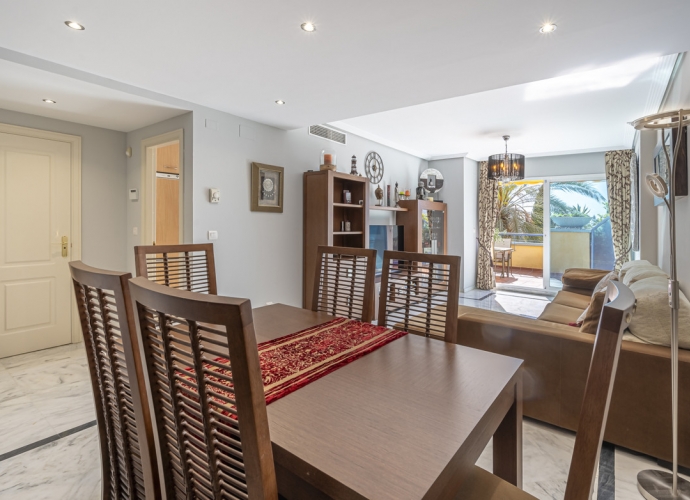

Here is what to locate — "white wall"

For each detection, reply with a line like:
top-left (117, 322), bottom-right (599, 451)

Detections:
top-left (124, 112), bottom-right (193, 272)
top-left (524, 151), bottom-right (605, 178)
top-left (429, 157), bottom-right (478, 291)
top-left (0, 108), bottom-right (128, 271)
top-left (191, 106), bottom-right (426, 307)
top-left (463, 158), bottom-right (479, 291)
top-left (658, 53), bottom-right (690, 292)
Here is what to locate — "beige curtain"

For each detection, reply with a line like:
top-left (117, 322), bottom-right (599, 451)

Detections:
top-left (476, 161), bottom-right (500, 289)
top-left (605, 150), bottom-right (634, 271)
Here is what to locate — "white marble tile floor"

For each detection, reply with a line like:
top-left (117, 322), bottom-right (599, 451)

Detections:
top-left (0, 341), bottom-right (685, 499)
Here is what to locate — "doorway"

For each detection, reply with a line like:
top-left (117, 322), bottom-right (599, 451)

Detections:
top-left (141, 130), bottom-right (183, 246)
top-left (0, 124), bottom-right (81, 358)
top-left (495, 175), bottom-right (614, 293)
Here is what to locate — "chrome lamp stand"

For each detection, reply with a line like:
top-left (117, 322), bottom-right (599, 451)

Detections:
top-left (631, 109), bottom-right (690, 500)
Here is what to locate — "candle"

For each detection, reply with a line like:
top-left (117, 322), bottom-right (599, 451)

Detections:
top-left (405, 189), bottom-right (411, 197)
top-left (323, 153), bottom-right (333, 165)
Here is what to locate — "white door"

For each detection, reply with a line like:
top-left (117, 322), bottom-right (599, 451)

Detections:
top-left (0, 132), bottom-right (72, 358)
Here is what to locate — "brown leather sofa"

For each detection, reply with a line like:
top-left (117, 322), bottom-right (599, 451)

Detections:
top-left (456, 269), bottom-right (690, 467)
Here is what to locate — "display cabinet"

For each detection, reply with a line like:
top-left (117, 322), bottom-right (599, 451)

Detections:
top-left (396, 200), bottom-right (448, 255)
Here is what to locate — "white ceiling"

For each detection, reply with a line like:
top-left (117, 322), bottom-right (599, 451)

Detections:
top-left (0, 0), bottom-right (688, 131)
top-left (331, 54), bottom-right (679, 160)
top-left (0, 58), bottom-right (188, 132)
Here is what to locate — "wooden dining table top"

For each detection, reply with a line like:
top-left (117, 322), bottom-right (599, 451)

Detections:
top-left (252, 303), bottom-right (524, 500)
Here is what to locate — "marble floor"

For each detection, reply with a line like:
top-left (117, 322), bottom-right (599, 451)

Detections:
top-left (459, 288), bottom-right (552, 319)
top-left (1, 340), bottom-right (686, 499)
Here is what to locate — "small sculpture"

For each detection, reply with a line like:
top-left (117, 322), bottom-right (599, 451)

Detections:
top-left (416, 181), bottom-right (425, 200)
top-left (394, 182), bottom-right (399, 207)
top-left (350, 155), bottom-right (358, 176)
top-left (375, 184), bottom-right (384, 206)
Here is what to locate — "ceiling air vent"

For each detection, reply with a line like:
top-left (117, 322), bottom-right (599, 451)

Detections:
top-left (309, 125), bottom-right (347, 145)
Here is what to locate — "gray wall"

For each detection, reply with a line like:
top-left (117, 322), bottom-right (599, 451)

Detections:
top-left (191, 106), bottom-right (426, 307)
top-left (124, 112), bottom-right (194, 272)
top-left (0, 108), bottom-right (127, 271)
top-left (658, 53), bottom-right (690, 293)
top-left (429, 157), bottom-right (478, 291)
top-left (524, 151), bottom-right (605, 178)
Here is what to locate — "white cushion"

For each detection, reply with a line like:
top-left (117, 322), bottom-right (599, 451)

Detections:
top-left (628, 276), bottom-right (690, 349)
top-left (619, 259), bottom-right (651, 281)
top-left (621, 265), bottom-right (668, 286)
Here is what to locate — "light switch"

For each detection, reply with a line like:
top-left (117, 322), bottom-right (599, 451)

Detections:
top-left (132, 227), bottom-right (138, 236)
top-left (209, 188), bottom-right (220, 203)
top-left (208, 230), bottom-right (218, 240)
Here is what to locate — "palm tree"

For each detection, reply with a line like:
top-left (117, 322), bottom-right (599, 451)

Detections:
top-left (495, 180), bottom-right (607, 239)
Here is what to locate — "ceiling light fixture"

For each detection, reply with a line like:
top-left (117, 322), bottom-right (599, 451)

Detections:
top-left (301, 22), bottom-right (316, 32)
top-left (64, 21), bottom-right (85, 30)
top-left (487, 136), bottom-right (525, 181)
top-left (275, 100), bottom-right (285, 105)
top-left (43, 99), bottom-right (57, 104)
top-left (539, 23), bottom-right (557, 34)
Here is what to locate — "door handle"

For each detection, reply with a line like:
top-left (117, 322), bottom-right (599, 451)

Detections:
top-left (62, 236), bottom-right (68, 257)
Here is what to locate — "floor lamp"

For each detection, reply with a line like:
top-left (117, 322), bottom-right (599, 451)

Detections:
top-left (631, 109), bottom-right (690, 500)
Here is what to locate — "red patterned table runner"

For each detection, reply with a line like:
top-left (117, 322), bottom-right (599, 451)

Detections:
top-left (202, 317), bottom-right (407, 406)
top-left (258, 317), bottom-right (407, 404)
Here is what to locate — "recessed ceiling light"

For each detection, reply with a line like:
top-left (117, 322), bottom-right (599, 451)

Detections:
top-left (539, 23), bottom-right (557, 34)
top-left (301, 22), bottom-right (316, 32)
top-left (64, 21), bottom-right (85, 30)
top-left (275, 100), bottom-right (285, 105)
top-left (43, 99), bottom-right (57, 104)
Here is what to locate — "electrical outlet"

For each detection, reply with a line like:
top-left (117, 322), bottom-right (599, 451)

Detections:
top-left (208, 230), bottom-right (218, 240)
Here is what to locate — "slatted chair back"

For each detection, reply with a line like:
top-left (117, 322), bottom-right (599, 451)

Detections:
top-left (128, 277), bottom-right (277, 500)
top-left (69, 261), bottom-right (160, 500)
top-left (455, 281), bottom-right (637, 500)
top-left (134, 243), bottom-right (217, 294)
top-left (564, 280), bottom-right (636, 500)
top-left (311, 245), bottom-right (377, 323)
top-left (377, 251), bottom-right (460, 343)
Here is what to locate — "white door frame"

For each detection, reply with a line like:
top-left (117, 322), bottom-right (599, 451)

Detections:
top-left (0, 122), bottom-right (82, 343)
top-left (140, 129), bottom-right (184, 245)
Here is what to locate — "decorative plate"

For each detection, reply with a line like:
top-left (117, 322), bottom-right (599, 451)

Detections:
top-left (364, 151), bottom-right (384, 184)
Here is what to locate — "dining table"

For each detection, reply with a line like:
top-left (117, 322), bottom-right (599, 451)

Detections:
top-left (251, 303), bottom-right (524, 500)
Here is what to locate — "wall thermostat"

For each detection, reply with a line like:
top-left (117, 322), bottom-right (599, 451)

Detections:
top-left (209, 188), bottom-right (220, 203)
top-left (129, 188), bottom-right (139, 201)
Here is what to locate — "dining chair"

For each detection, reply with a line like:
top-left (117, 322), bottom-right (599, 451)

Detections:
top-left (134, 243), bottom-right (217, 294)
top-left (311, 245), bottom-right (377, 322)
top-left (128, 276), bottom-right (278, 500)
top-left (456, 280), bottom-right (636, 500)
top-left (493, 237), bottom-right (513, 277)
top-left (377, 250), bottom-right (461, 343)
top-left (69, 262), bottom-right (160, 500)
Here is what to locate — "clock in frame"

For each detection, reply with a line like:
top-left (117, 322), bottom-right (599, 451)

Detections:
top-left (251, 162), bottom-right (284, 213)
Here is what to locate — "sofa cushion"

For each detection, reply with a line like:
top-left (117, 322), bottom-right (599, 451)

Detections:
top-left (628, 276), bottom-right (690, 349)
top-left (552, 291), bottom-right (591, 310)
top-left (561, 268), bottom-right (611, 291)
top-left (579, 291), bottom-right (607, 334)
top-left (538, 302), bottom-right (583, 325)
top-left (622, 264), bottom-right (667, 286)
top-left (619, 259), bottom-right (652, 281)
top-left (576, 271), bottom-right (619, 324)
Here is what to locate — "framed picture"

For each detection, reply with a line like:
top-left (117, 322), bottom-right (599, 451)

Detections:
top-left (251, 162), bottom-right (284, 213)
top-left (653, 126), bottom-right (688, 206)
top-left (427, 174), bottom-right (436, 189)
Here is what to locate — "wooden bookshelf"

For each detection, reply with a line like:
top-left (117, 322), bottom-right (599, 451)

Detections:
top-left (303, 170), bottom-right (370, 307)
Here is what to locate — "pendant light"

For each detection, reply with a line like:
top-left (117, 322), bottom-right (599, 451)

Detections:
top-left (487, 135), bottom-right (525, 181)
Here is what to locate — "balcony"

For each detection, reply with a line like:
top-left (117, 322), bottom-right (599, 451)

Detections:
top-left (495, 218), bottom-right (615, 288)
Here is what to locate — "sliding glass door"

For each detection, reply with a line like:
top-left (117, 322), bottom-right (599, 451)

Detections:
top-left (547, 177), bottom-right (614, 289)
top-left (496, 175), bottom-right (614, 292)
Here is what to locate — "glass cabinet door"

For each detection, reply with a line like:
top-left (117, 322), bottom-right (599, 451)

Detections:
top-left (421, 209), bottom-right (444, 254)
